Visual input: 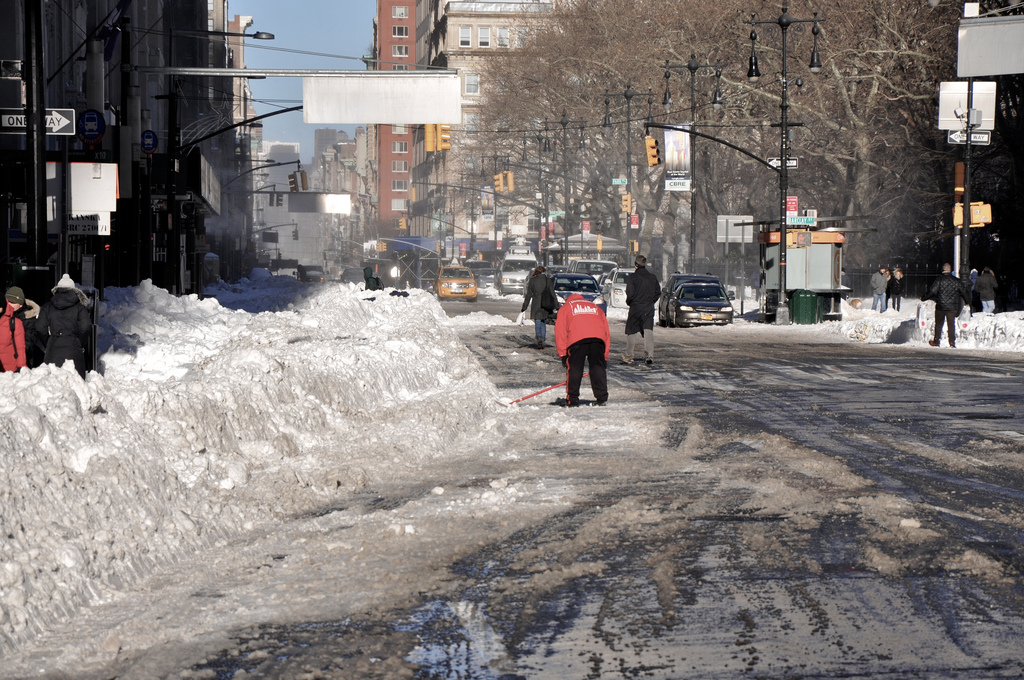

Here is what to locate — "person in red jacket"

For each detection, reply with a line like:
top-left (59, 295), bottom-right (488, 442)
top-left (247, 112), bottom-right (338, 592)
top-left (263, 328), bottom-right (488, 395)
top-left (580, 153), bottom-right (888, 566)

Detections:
top-left (554, 293), bottom-right (611, 407)
top-left (1, 286), bottom-right (27, 372)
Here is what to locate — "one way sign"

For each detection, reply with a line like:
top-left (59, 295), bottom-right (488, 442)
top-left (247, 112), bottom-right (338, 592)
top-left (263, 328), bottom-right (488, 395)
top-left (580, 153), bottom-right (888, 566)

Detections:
top-left (0, 108), bottom-right (77, 135)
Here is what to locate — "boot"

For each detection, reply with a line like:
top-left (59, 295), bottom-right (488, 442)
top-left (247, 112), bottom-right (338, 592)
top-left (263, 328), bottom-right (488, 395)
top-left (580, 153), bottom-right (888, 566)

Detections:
top-left (537, 339), bottom-right (544, 349)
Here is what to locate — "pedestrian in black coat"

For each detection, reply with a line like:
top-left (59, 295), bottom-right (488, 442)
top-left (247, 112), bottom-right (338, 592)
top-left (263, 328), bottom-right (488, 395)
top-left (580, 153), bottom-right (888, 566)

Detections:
top-left (35, 274), bottom-right (92, 377)
top-left (922, 263), bottom-right (970, 348)
top-left (623, 255), bottom-right (661, 365)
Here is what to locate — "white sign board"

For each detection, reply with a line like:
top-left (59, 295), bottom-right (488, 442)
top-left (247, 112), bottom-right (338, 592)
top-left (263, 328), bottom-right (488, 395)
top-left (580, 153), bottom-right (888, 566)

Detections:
top-left (69, 163), bottom-right (119, 213)
top-left (716, 215), bottom-right (754, 244)
top-left (287, 193), bottom-right (352, 215)
top-left (303, 72), bottom-right (462, 124)
top-left (938, 81), bottom-right (996, 131)
top-left (958, 15), bottom-right (1024, 78)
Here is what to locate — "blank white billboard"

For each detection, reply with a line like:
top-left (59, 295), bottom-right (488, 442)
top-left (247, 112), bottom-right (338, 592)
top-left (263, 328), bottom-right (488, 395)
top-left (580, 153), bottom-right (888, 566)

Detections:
top-left (958, 15), bottom-right (1024, 77)
top-left (303, 72), bottom-right (462, 125)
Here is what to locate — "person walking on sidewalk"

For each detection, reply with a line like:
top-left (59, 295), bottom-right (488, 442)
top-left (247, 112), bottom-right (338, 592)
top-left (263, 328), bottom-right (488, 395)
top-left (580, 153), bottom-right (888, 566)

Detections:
top-left (555, 293), bottom-right (611, 407)
top-left (923, 263), bottom-right (971, 348)
top-left (623, 255), bottom-right (661, 365)
top-left (870, 266), bottom-right (889, 312)
top-left (975, 267), bottom-right (998, 313)
top-left (887, 267), bottom-right (906, 312)
top-left (521, 266), bottom-right (557, 349)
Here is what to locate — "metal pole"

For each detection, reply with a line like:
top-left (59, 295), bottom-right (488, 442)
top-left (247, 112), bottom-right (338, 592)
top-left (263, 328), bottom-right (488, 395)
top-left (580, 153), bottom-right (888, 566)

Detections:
top-left (959, 78), bottom-right (974, 279)
top-left (562, 117), bottom-right (570, 264)
top-left (25, 0), bottom-right (47, 269)
top-left (690, 66), bottom-right (697, 273)
top-left (777, 13), bottom-right (791, 325)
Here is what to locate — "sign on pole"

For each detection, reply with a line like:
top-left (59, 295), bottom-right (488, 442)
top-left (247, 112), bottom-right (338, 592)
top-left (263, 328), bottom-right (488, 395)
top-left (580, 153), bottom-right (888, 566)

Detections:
top-left (767, 157), bottom-right (799, 169)
top-left (947, 129), bottom-right (992, 145)
top-left (0, 107), bottom-right (76, 135)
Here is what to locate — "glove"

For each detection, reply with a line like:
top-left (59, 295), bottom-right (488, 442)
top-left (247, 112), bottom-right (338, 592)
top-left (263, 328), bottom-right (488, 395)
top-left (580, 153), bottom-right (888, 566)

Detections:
top-left (561, 355), bottom-right (568, 369)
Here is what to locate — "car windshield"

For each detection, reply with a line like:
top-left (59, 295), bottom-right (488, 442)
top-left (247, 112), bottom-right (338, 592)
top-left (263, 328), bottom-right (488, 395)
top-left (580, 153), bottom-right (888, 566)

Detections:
top-left (554, 276), bottom-right (600, 293)
top-left (677, 284), bottom-right (727, 301)
top-left (440, 268), bottom-right (473, 279)
top-left (613, 271), bottom-right (630, 283)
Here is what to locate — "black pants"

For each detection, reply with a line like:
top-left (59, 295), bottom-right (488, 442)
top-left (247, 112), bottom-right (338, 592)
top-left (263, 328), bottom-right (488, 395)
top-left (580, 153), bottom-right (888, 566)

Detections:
top-left (566, 339), bottom-right (607, 403)
top-left (934, 308), bottom-right (957, 345)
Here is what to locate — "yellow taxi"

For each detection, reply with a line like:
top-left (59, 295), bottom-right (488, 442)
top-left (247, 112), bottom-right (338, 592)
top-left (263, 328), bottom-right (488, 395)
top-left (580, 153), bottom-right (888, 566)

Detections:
top-left (436, 266), bottom-right (478, 301)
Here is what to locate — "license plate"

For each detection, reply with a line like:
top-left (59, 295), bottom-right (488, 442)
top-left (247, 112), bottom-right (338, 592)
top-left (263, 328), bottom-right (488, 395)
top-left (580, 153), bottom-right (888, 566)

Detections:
top-left (701, 314), bottom-right (714, 321)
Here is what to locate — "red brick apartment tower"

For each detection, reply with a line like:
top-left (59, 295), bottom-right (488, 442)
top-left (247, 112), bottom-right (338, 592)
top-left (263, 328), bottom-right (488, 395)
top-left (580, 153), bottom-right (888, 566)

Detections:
top-left (376, 1), bottom-right (415, 236)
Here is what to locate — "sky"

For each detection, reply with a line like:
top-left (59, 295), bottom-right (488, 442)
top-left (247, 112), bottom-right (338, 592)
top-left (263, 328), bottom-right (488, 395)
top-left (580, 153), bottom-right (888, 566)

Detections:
top-left (1, 274), bottom-right (1022, 671)
top-left (229, 0), bottom-right (378, 163)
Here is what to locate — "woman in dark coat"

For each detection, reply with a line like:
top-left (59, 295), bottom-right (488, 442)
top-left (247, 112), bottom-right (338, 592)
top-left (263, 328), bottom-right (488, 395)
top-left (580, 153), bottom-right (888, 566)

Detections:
top-left (521, 266), bottom-right (556, 349)
top-left (886, 267), bottom-right (906, 312)
top-left (35, 274), bottom-right (92, 377)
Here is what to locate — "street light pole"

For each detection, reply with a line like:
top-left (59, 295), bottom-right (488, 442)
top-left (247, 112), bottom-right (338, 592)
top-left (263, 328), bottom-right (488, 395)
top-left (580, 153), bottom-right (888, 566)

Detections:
top-left (664, 56), bottom-right (724, 273)
top-left (604, 87), bottom-right (639, 253)
top-left (746, 6), bottom-right (823, 324)
top-left (542, 112), bottom-right (586, 264)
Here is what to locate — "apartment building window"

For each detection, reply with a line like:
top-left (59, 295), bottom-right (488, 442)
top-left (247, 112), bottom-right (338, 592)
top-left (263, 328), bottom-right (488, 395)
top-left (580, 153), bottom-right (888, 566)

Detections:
top-left (393, 6), bottom-right (408, 18)
top-left (393, 124), bottom-right (409, 135)
top-left (391, 198), bottom-right (409, 211)
top-left (517, 28), bottom-right (528, 46)
top-left (393, 64), bottom-right (409, 70)
top-left (392, 180), bottom-right (409, 192)
top-left (392, 160), bottom-right (408, 173)
top-left (464, 113), bottom-right (480, 132)
top-left (465, 73), bottom-right (480, 95)
top-left (497, 27), bottom-right (510, 47)
top-left (392, 45), bottom-right (409, 57)
top-left (479, 27), bottom-right (490, 47)
top-left (392, 141), bottom-right (408, 153)
top-left (392, 25), bottom-right (409, 38)
top-left (459, 27), bottom-right (471, 47)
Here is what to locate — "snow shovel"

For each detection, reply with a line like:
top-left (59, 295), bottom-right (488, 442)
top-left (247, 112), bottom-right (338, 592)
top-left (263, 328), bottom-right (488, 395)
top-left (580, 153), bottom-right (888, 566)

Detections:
top-left (510, 373), bottom-right (589, 404)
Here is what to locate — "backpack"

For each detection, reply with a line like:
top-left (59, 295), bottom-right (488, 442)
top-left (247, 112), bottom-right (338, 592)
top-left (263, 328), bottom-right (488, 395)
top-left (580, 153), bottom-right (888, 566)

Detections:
top-left (367, 275), bottom-right (383, 291)
top-left (540, 279), bottom-right (557, 313)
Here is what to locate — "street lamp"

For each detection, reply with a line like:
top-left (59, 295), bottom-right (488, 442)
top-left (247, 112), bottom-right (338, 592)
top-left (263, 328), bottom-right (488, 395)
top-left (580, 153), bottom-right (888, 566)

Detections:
top-left (746, 6), bottom-right (823, 324)
top-left (604, 86), bottom-right (640, 252)
top-left (542, 112), bottom-right (586, 263)
top-left (664, 55), bottom-right (725, 273)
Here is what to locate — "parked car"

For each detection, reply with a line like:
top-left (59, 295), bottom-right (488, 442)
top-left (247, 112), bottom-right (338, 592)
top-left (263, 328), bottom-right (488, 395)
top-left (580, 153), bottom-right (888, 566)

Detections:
top-left (658, 274), bottom-right (717, 322)
top-left (296, 264), bottom-right (326, 283)
top-left (568, 259), bottom-right (618, 279)
top-left (551, 273), bottom-right (607, 313)
top-left (464, 260), bottom-right (496, 288)
top-left (340, 267), bottom-right (365, 285)
top-left (436, 266), bottom-right (478, 301)
top-left (659, 276), bottom-right (735, 327)
top-left (601, 267), bottom-right (632, 309)
top-left (497, 255), bottom-right (538, 295)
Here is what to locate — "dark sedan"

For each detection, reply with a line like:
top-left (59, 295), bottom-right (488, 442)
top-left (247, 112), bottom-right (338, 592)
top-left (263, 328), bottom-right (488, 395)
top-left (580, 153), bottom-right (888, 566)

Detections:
top-left (551, 273), bottom-right (607, 313)
top-left (660, 278), bottom-right (734, 327)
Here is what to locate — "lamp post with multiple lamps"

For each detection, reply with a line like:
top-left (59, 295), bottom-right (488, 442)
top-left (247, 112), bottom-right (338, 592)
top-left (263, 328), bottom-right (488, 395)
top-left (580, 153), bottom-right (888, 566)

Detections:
top-left (604, 87), bottom-right (641, 252)
top-left (745, 6), bottom-right (823, 324)
top-left (542, 112), bottom-right (586, 263)
top-left (663, 56), bottom-right (724, 272)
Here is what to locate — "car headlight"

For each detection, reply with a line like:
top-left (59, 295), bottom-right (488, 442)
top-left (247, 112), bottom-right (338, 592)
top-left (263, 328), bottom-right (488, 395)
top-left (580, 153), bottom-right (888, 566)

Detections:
top-left (596, 296), bottom-right (605, 305)
top-left (721, 306), bottom-right (733, 313)
top-left (678, 305), bottom-right (694, 311)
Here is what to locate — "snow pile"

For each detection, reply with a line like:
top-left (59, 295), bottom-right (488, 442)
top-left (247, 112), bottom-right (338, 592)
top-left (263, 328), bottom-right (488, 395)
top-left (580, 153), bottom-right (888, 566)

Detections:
top-left (825, 298), bottom-right (1024, 351)
top-left (0, 280), bottom-right (509, 656)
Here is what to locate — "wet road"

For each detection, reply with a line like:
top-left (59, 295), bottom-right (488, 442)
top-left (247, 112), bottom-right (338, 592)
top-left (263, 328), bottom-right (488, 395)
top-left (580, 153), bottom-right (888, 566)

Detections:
top-left (54, 297), bottom-right (1024, 679)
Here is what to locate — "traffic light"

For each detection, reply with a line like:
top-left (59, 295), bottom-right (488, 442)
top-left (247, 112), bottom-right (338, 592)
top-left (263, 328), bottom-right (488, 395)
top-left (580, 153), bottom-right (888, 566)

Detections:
top-left (630, 239), bottom-right (639, 253)
top-left (287, 172), bottom-right (299, 192)
top-left (504, 171), bottom-right (514, 192)
top-left (621, 193), bottom-right (631, 213)
top-left (645, 135), bottom-right (661, 167)
top-left (953, 202), bottom-right (993, 227)
top-left (437, 124), bottom-right (451, 151)
top-left (494, 172), bottom-right (505, 192)
top-left (954, 161), bottom-right (964, 200)
top-left (425, 123), bottom-right (436, 152)
top-left (398, 217), bottom-right (408, 232)
top-left (299, 170), bottom-right (309, 191)
top-left (292, 227), bottom-right (299, 240)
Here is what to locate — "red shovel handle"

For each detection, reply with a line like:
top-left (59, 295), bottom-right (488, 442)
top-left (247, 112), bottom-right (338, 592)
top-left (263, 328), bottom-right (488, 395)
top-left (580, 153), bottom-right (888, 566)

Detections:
top-left (510, 372), bottom-right (589, 404)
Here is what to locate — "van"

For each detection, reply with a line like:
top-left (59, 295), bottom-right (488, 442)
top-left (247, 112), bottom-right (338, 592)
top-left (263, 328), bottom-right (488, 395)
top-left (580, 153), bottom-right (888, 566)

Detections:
top-left (568, 259), bottom-right (617, 279)
top-left (497, 254), bottom-right (538, 296)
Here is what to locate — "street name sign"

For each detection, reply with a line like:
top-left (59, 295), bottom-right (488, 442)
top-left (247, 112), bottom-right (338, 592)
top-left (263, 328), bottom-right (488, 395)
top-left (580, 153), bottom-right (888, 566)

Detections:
top-left (611, 178), bottom-right (627, 185)
top-left (0, 108), bottom-right (76, 135)
top-left (947, 129), bottom-right (991, 145)
top-left (767, 157), bottom-right (799, 169)
top-left (786, 215), bottom-right (817, 226)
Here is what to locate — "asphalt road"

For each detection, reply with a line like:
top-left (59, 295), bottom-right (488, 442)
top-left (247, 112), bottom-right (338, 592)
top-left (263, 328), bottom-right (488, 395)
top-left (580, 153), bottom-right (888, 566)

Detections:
top-left (15, 294), bottom-right (1023, 680)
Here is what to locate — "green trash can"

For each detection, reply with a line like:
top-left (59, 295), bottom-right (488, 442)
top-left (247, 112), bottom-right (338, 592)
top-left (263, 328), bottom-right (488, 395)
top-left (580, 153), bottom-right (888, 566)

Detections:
top-left (790, 289), bottom-right (822, 324)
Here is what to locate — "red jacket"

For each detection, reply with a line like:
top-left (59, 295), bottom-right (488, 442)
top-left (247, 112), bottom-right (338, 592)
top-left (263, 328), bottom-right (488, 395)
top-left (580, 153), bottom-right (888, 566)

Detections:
top-left (1, 301), bottom-right (26, 372)
top-left (555, 294), bottom-right (610, 360)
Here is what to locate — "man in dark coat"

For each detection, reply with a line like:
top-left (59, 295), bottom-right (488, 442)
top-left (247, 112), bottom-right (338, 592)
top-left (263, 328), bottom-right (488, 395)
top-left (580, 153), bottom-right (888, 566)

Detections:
top-left (623, 255), bottom-right (661, 365)
top-left (35, 274), bottom-right (92, 377)
top-left (363, 266), bottom-right (383, 291)
top-left (521, 266), bottom-right (557, 349)
top-left (923, 263), bottom-right (971, 348)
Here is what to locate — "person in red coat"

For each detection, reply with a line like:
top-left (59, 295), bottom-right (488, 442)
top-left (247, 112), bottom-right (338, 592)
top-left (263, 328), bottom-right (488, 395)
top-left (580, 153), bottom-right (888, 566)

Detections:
top-left (554, 293), bottom-right (611, 407)
top-left (1, 286), bottom-right (27, 372)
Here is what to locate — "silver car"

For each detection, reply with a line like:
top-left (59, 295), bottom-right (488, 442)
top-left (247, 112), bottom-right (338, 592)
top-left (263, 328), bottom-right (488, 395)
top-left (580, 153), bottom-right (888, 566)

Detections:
top-left (602, 267), bottom-right (632, 309)
top-left (497, 257), bottom-right (537, 295)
